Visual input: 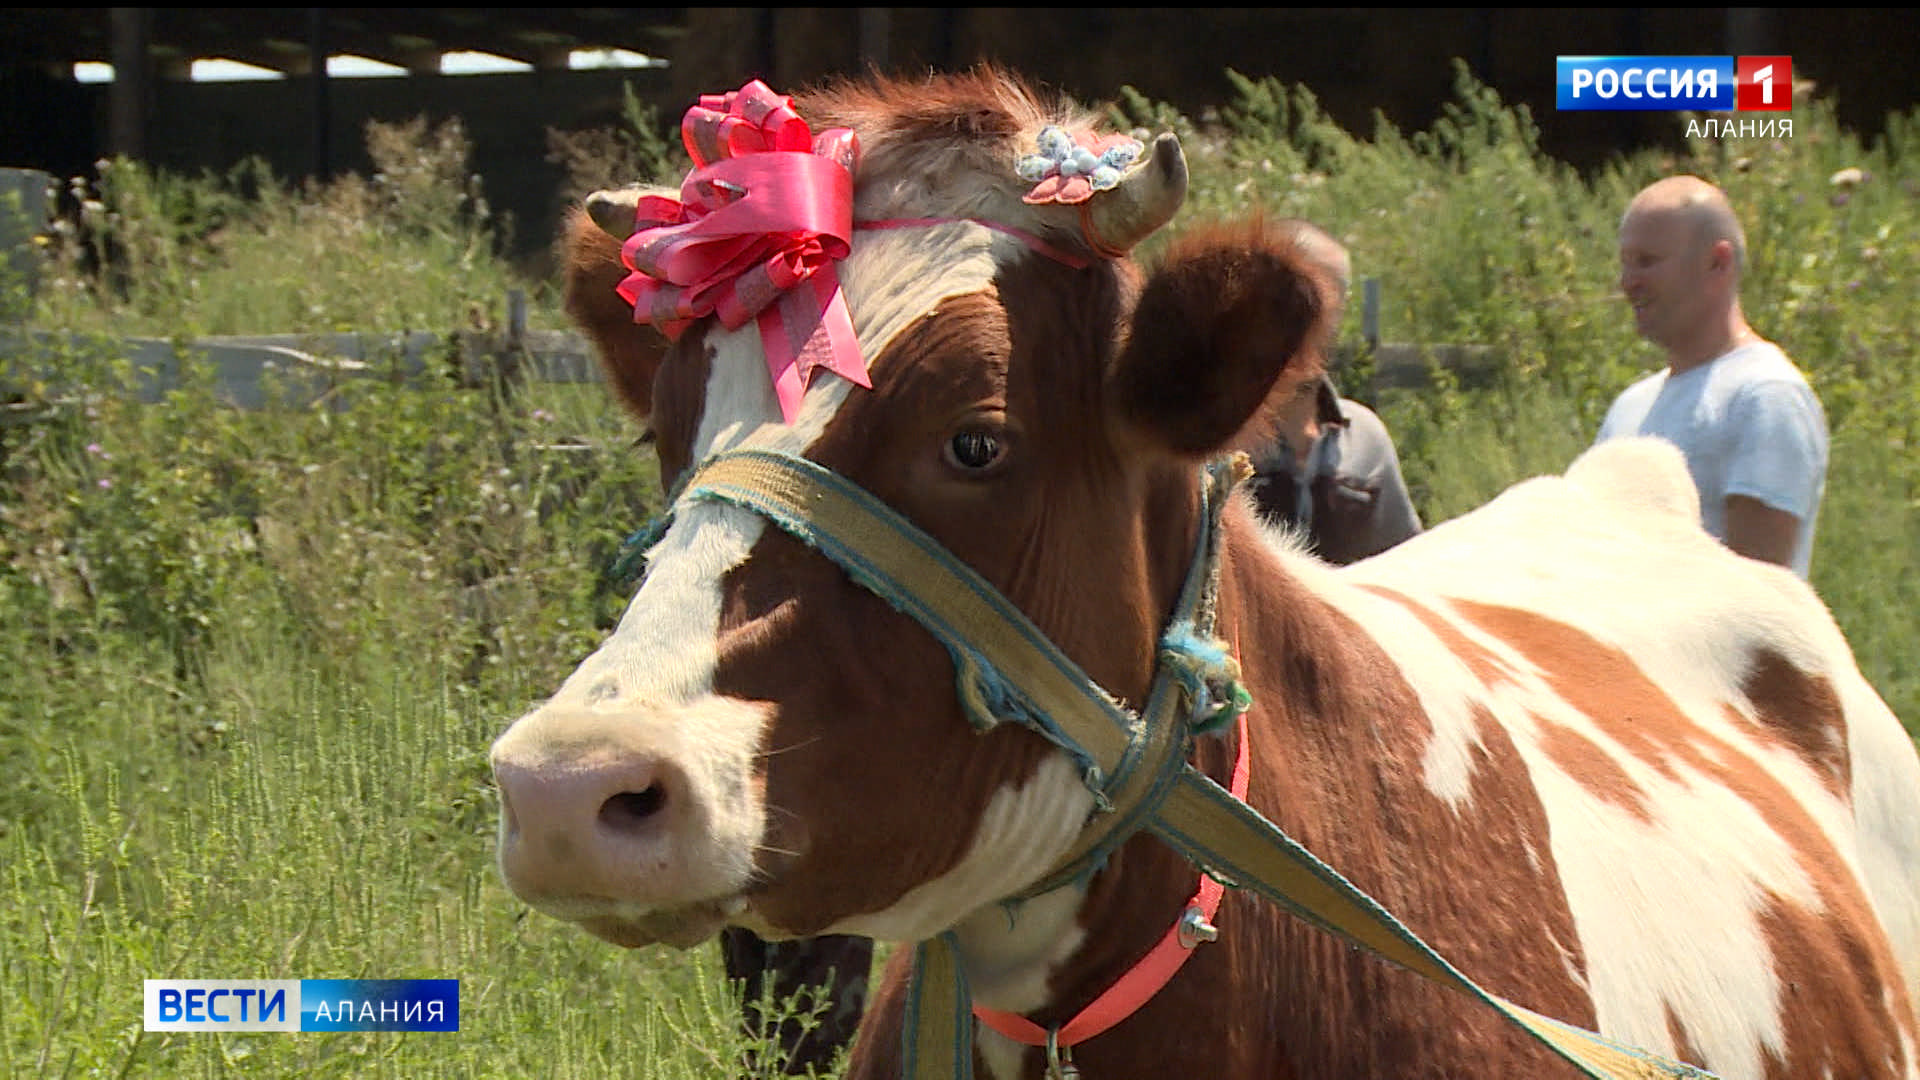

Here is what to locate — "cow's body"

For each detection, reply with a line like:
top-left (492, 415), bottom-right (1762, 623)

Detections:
top-left (492, 69), bottom-right (1920, 1078)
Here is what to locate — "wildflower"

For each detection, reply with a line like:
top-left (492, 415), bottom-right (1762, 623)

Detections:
top-left (1829, 167), bottom-right (1867, 190)
top-left (97, 478), bottom-right (111, 489)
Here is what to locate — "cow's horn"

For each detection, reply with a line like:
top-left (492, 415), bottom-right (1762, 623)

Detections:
top-left (1083, 132), bottom-right (1188, 256)
top-left (584, 188), bottom-right (645, 240)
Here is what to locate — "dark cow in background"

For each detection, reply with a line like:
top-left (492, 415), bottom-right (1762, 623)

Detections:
top-left (492, 68), bottom-right (1920, 1078)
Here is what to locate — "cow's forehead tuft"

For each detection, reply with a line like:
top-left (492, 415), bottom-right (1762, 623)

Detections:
top-left (679, 220), bottom-right (1013, 465)
top-left (840, 224), bottom-right (1007, 376)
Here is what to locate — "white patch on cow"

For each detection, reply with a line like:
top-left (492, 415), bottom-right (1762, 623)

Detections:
top-left (543, 316), bottom-right (844, 715)
top-left (1328, 601), bottom-right (1814, 1077)
top-left (548, 216), bottom-right (1005, 735)
top-left (957, 884), bottom-right (1089, 1080)
top-left (1423, 450), bottom-right (1920, 1021)
top-left (1261, 545), bottom-right (1500, 807)
top-left (1261, 439), bottom-right (1920, 1077)
top-left (825, 754), bottom-right (1096, 943)
top-left (1393, 615), bottom-right (1498, 805)
top-left (1527, 730), bottom-right (1814, 1079)
top-left (842, 220), bottom-right (1004, 361)
top-left (1844, 674), bottom-right (1920, 1009)
top-left (1327, 582), bottom-right (1812, 1077)
top-left (954, 882), bottom-right (1089, 1011)
top-left (975, 1032), bottom-right (1029, 1080)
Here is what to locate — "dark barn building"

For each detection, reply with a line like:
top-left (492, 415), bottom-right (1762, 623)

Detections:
top-left (3, 9), bottom-right (1916, 262)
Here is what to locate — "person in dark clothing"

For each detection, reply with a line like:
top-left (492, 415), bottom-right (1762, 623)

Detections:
top-left (1242, 220), bottom-right (1422, 563)
top-left (1243, 372), bottom-right (1423, 564)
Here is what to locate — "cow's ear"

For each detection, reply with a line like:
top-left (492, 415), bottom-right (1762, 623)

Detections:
top-left (561, 198), bottom-right (670, 422)
top-left (1109, 220), bottom-right (1333, 457)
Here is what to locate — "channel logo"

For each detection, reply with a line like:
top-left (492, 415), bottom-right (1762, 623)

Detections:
top-left (1736, 55), bottom-right (1792, 111)
top-left (1556, 56), bottom-right (1793, 112)
top-left (144, 979), bottom-right (459, 1032)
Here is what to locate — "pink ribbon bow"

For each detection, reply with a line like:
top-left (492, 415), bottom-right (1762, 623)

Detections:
top-left (616, 80), bottom-right (869, 423)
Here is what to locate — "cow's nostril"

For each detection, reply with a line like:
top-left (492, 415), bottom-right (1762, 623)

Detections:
top-left (599, 785), bottom-right (667, 831)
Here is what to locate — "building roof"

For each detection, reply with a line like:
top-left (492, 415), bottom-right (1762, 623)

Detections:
top-left (2, 8), bottom-right (689, 77)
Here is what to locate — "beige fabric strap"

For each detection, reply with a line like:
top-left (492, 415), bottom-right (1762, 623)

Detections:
top-left (904, 935), bottom-right (974, 1080)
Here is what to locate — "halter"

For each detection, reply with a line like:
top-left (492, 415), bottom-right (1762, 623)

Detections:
top-left (594, 75), bottom-right (1716, 1073)
top-left (615, 446), bottom-right (1720, 1080)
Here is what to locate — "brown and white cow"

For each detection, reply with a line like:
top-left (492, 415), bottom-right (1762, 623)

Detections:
top-left (491, 68), bottom-right (1920, 1078)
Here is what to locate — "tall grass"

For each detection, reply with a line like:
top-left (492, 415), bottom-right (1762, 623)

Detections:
top-left (0, 636), bottom-right (758, 1079)
top-left (2, 67), bottom-right (1915, 1078)
top-left (29, 116), bottom-right (539, 338)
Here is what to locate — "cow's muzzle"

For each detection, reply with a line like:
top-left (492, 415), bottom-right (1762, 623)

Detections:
top-left (489, 696), bottom-right (771, 946)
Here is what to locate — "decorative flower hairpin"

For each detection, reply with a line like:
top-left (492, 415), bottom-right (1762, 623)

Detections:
top-left (1018, 125), bottom-right (1144, 206)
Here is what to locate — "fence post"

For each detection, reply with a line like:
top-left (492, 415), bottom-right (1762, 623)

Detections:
top-left (489, 288), bottom-right (532, 469)
top-left (1361, 276), bottom-right (1381, 351)
top-left (507, 289), bottom-right (526, 350)
top-left (1, 168), bottom-right (53, 307)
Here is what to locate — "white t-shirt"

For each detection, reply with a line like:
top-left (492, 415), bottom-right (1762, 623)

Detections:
top-left (1596, 341), bottom-right (1829, 578)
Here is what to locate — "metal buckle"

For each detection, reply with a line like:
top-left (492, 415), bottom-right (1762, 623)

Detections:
top-left (1044, 1026), bottom-right (1081, 1079)
top-left (1176, 904), bottom-right (1219, 949)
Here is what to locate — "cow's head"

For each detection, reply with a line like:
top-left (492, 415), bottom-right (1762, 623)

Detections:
top-left (491, 69), bottom-right (1333, 950)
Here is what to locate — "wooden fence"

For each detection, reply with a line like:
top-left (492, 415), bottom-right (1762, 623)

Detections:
top-left (3, 282), bottom-right (1499, 425)
top-left (5, 164), bottom-right (1496, 416)
top-left (2, 327), bottom-right (1495, 417)
top-left (0, 329), bottom-right (599, 430)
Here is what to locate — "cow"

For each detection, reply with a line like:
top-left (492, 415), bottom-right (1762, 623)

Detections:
top-left (490, 67), bottom-right (1920, 1079)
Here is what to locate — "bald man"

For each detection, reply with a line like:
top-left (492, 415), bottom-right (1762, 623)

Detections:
top-left (1241, 219), bottom-right (1423, 564)
top-left (1595, 175), bottom-right (1829, 578)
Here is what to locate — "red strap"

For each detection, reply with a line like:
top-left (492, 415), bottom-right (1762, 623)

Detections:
top-left (973, 709), bottom-right (1251, 1048)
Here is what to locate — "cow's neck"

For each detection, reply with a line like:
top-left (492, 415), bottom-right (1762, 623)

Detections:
top-left (949, 509), bottom-right (1407, 1071)
top-left (946, 499), bottom-right (1276, 1042)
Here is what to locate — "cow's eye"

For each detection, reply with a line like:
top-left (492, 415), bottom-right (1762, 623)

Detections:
top-left (945, 428), bottom-right (1005, 472)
